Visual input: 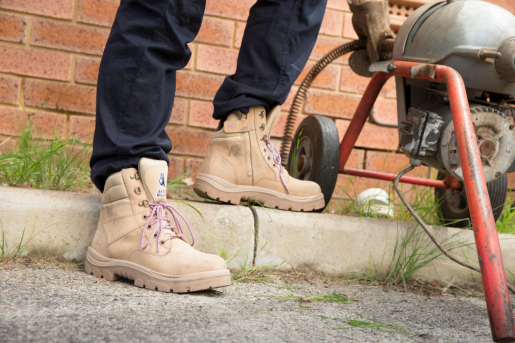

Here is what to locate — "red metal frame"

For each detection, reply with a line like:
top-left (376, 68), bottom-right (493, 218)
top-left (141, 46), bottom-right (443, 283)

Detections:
top-left (338, 61), bottom-right (515, 342)
top-left (342, 167), bottom-right (462, 190)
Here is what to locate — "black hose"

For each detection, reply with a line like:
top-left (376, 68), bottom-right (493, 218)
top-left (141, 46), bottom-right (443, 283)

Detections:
top-left (280, 39), bottom-right (395, 164)
top-left (394, 165), bottom-right (515, 295)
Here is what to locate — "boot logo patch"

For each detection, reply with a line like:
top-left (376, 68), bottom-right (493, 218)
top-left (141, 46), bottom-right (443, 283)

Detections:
top-left (156, 172), bottom-right (166, 198)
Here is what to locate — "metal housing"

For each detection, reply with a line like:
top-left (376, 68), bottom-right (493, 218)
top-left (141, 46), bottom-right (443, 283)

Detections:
top-left (394, 0), bottom-right (515, 95)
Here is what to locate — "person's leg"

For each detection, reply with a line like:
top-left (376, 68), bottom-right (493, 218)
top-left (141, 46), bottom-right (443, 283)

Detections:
top-left (194, 0), bottom-right (328, 211)
top-left (87, 0), bottom-right (231, 292)
top-left (90, 0), bottom-right (205, 192)
top-left (212, 0), bottom-right (328, 119)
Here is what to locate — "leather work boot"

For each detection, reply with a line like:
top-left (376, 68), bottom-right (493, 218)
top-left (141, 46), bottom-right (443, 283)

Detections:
top-left (85, 158), bottom-right (231, 292)
top-left (194, 106), bottom-right (325, 211)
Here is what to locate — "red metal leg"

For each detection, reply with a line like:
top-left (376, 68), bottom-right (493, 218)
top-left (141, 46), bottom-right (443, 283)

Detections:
top-left (338, 71), bottom-right (392, 171)
top-left (339, 61), bottom-right (515, 342)
top-left (435, 66), bottom-right (515, 342)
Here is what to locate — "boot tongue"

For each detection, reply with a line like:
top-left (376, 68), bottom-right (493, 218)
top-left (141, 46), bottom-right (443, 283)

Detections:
top-left (265, 105), bottom-right (281, 138)
top-left (138, 158), bottom-right (168, 203)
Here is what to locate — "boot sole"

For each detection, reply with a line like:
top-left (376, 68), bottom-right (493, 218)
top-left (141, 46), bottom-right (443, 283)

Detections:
top-left (193, 174), bottom-right (325, 212)
top-left (85, 247), bottom-right (232, 293)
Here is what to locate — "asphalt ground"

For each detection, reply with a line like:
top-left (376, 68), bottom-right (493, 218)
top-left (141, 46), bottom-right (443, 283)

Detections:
top-left (0, 259), bottom-right (497, 343)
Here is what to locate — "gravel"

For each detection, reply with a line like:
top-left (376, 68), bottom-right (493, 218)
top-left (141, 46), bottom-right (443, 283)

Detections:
top-left (0, 263), bottom-right (496, 343)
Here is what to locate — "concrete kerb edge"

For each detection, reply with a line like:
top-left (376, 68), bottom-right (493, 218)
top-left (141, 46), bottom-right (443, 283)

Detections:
top-left (2, 187), bottom-right (515, 287)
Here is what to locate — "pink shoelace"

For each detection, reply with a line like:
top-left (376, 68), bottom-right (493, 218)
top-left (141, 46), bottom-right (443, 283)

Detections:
top-left (141, 202), bottom-right (194, 252)
top-left (264, 137), bottom-right (290, 194)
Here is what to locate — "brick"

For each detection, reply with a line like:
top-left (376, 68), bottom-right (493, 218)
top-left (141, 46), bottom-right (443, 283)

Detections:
top-left (485, 0), bottom-right (515, 13)
top-left (343, 13), bottom-right (359, 40)
top-left (295, 63), bottom-right (339, 91)
top-left (77, 0), bottom-right (119, 27)
top-left (0, 0), bottom-right (74, 19)
top-left (336, 119), bottom-right (399, 151)
top-left (373, 99), bottom-right (397, 126)
top-left (0, 76), bottom-right (21, 105)
top-left (188, 101), bottom-right (217, 129)
top-left (205, 0), bottom-right (254, 21)
top-left (165, 127), bottom-right (211, 157)
top-left (196, 45), bottom-right (238, 75)
top-left (69, 115), bottom-right (95, 143)
top-left (169, 98), bottom-right (186, 125)
top-left (184, 46), bottom-right (193, 70)
top-left (167, 155), bottom-right (184, 181)
top-left (327, 0), bottom-right (350, 11)
top-left (509, 173), bottom-right (515, 190)
top-left (382, 77), bottom-right (396, 99)
top-left (0, 107), bottom-right (65, 137)
top-left (234, 22), bottom-right (245, 48)
top-left (310, 36), bottom-right (349, 64)
top-left (185, 157), bottom-right (204, 181)
top-left (304, 90), bottom-right (361, 119)
top-left (339, 66), bottom-right (370, 94)
top-left (195, 17), bottom-right (233, 47)
top-left (31, 20), bottom-right (109, 55)
top-left (176, 71), bottom-right (224, 101)
top-left (0, 136), bottom-right (17, 154)
top-left (320, 10), bottom-right (343, 37)
top-left (282, 86), bottom-right (298, 112)
top-left (24, 80), bottom-right (96, 114)
top-left (365, 151), bottom-right (428, 178)
top-left (75, 57), bottom-right (100, 85)
top-left (0, 13), bottom-right (27, 44)
top-left (340, 67), bottom-right (397, 98)
top-left (0, 44), bottom-right (71, 81)
top-left (270, 112), bottom-right (305, 139)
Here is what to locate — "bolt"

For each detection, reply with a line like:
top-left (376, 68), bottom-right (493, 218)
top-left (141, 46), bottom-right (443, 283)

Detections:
top-left (451, 164), bottom-right (458, 171)
top-left (510, 124), bottom-right (515, 130)
top-left (496, 172), bottom-right (502, 178)
top-left (479, 140), bottom-right (496, 158)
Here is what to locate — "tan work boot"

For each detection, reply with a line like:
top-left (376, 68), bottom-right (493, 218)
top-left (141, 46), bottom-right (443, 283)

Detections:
top-left (194, 106), bottom-right (325, 211)
top-left (85, 158), bottom-right (231, 292)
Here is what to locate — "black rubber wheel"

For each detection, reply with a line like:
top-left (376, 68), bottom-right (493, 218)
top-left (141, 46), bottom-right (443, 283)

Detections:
top-left (287, 115), bottom-right (340, 212)
top-left (435, 171), bottom-right (507, 228)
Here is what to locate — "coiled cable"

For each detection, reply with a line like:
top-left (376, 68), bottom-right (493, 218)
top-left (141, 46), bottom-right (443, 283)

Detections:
top-left (280, 39), bottom-right (395, 164)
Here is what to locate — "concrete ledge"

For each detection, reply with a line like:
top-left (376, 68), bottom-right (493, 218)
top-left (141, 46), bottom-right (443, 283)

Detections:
top-left (0, 187), bottom-right (254, 269)
top-left (254, 207), bottom-right (515, 286)
top-left (2, 187), bottom-right (515, 287)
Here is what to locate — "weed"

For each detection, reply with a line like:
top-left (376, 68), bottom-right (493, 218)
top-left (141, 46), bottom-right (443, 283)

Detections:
top-left (231, 261), bottom-right (286, 282)
top-left (208, 228), bottom-right (241, 264)
top-left (253, 292), bottom-right (354, 304)
top-left (0, 99), bottom-right (94, 192)
top-left (289, 129), bottom-right (303, 178)
top-left (315, 313), bottom-right (416, 335)
top-left (166, 169), bottom-right (201, 200)
top-left (0, 220), bottom-right (42, 261)
top-left (342, 224), bottom-right (474, 292)
top-left (496, 197), bottom-right (515, 234)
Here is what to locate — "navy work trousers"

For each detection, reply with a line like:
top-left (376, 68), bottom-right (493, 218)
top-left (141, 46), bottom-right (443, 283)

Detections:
top-left (90, 0), bottom-right (327, 191)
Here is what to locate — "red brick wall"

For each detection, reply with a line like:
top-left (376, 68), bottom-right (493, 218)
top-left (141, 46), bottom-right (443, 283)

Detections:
top-left (0, 0), bottom-right (514, 197)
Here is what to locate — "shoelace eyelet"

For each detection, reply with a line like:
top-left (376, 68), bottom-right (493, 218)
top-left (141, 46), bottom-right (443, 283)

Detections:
top-left (147, 225), bottom-right (152, 230)
top-left (159, 241), bottom-right (165, 246)
top-left (142, 215), bottom-right (148, 220)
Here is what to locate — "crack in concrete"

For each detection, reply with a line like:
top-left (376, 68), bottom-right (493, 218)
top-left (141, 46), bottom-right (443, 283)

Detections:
top-left (248, 206), bottom-right (259, 267)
